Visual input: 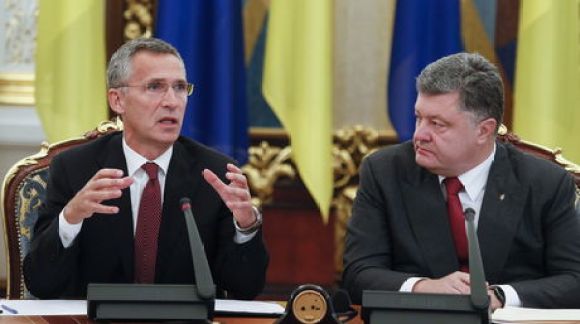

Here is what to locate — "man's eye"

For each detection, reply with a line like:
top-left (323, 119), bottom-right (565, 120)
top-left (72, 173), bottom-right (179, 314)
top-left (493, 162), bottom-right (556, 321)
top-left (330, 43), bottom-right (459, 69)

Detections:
top-left (432, 121), bottom-right (445, 128)
top-left (173, 83), bottom-right (188, 92)
top-left (146, 82), bottom-right (163, 91)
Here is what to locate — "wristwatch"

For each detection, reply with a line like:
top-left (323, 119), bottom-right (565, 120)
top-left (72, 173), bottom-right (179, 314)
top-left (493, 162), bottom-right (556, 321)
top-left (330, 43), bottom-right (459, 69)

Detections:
top-left (234, 206), bottom-right (263, 235)
top-left (492, 286), bottom-right (506, 307)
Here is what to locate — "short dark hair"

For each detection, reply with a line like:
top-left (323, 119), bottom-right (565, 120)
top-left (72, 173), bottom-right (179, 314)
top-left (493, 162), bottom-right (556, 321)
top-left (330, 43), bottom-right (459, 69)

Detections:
top-left (416, 52), bottom-right (504, 131)
top-left (107, 37), bottom-right (184, 89)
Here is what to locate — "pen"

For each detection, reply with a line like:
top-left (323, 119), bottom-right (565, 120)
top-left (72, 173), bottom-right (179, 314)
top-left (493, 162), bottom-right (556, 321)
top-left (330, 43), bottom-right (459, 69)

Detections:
top-left (1, 304), bottom-right (18, 314)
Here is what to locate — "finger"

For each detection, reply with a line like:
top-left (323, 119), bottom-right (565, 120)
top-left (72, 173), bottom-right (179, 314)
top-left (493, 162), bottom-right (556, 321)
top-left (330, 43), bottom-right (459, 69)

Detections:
top-left (90, 176), bottom-right (133, 191)
top-left (221, 187), bottom-right (251, 202)
top-left (226, 163), bottom-right (242, 174)
top-left (225, 201), bottom-right (253, 210)
top-left (226, 172), bottom-right (248, 188)
top-left (93, 168), bottom-right (125, 180)
top-left (458, 273), bottom-right (471, 286)
top-left (91, 202), bottom-right (120, 215)
top-left (202, 169), bottom-right (229, 196)
top-left (87, 189), bottom-right (125, 202)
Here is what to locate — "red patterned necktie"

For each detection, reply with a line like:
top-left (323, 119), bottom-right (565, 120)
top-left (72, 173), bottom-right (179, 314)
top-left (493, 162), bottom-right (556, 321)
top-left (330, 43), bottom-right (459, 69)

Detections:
top-left (444, 177), bottom-right (468, 272)
top-left (134, 162), bottom-right (162, 283)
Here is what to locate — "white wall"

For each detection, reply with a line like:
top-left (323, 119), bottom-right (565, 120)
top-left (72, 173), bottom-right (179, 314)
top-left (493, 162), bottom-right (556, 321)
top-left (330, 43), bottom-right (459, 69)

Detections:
top-left (0, 0), bottom-right (42, 285)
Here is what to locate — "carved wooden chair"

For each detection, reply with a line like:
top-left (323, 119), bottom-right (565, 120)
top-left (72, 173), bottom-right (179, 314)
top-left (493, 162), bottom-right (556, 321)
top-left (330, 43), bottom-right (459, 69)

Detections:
top-left (1, 119), bottom-right (123, 299)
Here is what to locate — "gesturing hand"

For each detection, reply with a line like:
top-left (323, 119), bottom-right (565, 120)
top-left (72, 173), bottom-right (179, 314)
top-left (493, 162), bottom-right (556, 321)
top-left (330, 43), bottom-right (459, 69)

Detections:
top-left (63, 168), bottom-right (134, 224)
top-left (202, 163), bottom-right (256, 228)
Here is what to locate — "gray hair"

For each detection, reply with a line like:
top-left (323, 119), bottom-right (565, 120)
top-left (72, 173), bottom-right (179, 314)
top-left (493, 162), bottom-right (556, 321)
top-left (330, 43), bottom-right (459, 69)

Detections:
top-left (107, 37), bottom-right (184, 89)
top-left (416, 52), bottom-right (504, 131)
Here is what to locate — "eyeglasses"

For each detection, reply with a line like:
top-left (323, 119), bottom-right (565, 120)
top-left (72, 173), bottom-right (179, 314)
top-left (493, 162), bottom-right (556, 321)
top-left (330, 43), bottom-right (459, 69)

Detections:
top-left (116, 81), bottom-right (194, 97)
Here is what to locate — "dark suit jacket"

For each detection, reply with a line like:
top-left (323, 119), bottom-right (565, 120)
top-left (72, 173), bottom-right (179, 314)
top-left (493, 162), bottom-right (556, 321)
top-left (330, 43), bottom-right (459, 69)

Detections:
top-left (343, 141), bottom-right (580, 307)
top-left (23, 132), bottom-right (269, 299)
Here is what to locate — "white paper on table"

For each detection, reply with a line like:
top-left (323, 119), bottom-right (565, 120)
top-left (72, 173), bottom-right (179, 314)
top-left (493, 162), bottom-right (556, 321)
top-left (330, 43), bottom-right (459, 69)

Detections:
top-left (492, 306), bottom-right (580, 324)
top-left (0, 299), bottom-right (87, 316)
top-left (215, 299), bottom-right (285, 315)
top-left (0, 299), bottom-right (285, 317)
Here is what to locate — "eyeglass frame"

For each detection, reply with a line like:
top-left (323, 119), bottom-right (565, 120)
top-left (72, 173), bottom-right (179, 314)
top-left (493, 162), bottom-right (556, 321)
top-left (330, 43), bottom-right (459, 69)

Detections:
top-left (114, 80), bottom-right (195, 97)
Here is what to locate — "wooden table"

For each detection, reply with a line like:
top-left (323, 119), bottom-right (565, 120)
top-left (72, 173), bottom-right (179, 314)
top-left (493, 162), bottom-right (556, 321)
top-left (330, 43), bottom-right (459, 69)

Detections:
top-left (0, 315), bottom-right (364, 324)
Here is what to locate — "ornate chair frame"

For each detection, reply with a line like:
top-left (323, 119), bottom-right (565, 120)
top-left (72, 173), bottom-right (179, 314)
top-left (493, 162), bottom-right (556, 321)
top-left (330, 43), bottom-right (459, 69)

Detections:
top-left (1, 119), bottom-right (123, 299)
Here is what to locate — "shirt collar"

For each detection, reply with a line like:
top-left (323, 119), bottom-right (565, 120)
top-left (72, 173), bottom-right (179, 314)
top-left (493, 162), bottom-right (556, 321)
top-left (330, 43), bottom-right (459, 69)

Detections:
top-left (439, 144), bottom-right (496, 200)
top-left (122, 137), bottom-right (173, 177)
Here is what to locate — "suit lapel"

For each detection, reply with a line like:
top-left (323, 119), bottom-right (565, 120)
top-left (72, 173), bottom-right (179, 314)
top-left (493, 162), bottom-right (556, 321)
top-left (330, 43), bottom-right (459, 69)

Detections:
top-left (402, 168), bottom-right (460, 277)
top-left (155, 140), bottom-right (203, 280)
top-left (478, 143), bottom-right (527, 282)
top-left (96, 133), bottom-right (134, 280)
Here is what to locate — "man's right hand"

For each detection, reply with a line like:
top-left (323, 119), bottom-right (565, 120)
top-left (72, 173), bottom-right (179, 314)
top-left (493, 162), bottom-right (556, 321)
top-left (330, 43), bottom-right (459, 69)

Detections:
top-left (63, 168), bottom-right (133, 224)
top-left (412, 271), bottom-right (472, 295)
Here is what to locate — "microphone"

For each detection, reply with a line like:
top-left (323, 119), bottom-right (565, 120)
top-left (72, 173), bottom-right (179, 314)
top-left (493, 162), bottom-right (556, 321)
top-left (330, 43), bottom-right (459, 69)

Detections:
top-left (180, 197), bottom-right (215, 300)
top-left (361, 208), bottom-right (491, 323)
top-left (332, 289), bottom-right (358, 322)
top-left (87, 198), bottom-right (216, 321)
top-left (464, 207), bottom-right (490, 310)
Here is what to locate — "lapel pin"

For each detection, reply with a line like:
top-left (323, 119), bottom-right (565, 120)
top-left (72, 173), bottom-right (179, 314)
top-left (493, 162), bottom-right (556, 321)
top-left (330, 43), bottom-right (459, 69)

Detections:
top-left (499, 193), bottom-right (505, 201)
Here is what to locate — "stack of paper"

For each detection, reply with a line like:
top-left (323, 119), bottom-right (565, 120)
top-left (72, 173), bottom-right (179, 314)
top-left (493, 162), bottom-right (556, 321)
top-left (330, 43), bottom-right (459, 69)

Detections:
top-left (493, 306), bottom-right (580, 324)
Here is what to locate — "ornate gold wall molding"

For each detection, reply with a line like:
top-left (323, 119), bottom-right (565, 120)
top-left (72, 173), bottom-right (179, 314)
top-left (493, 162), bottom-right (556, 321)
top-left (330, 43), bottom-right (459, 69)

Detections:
top-left (243, 125), bottom-right (384, 275)
top-left (0, 0), bottom-right (37, 106)
top-left (123, 0), bottom-right (154, 40)
top-left (0, 73), bottom-right (34, 106)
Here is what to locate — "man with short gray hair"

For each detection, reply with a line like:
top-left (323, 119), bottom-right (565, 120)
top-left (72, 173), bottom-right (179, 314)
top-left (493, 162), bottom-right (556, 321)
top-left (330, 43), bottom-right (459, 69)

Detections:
top-left (24, 38), bottom-right (269, 299)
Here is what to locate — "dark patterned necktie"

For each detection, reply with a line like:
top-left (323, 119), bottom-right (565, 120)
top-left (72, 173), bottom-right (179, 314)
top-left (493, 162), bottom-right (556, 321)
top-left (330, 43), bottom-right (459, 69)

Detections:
top-left (134, 162), bottom-right (162, 283)
top-left (444, 177), bottom-right (468, 272)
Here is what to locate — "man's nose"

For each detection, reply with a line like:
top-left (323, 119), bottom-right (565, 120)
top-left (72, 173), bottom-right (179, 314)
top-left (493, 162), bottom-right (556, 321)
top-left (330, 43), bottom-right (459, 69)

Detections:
top-left (160, 87), bottom-right (181, 108)
top-left (413, 120), bottom-right (429, 142)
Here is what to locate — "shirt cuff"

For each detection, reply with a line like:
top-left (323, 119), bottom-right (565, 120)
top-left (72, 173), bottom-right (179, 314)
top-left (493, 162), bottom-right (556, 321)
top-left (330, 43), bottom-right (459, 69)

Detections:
top-left (498, 284), bottom-right (522, 307)
top-left (400, 277), bottom-right (426, 292)
top-left (58, 209), bottom-right (83, 248)
top-left (233, 206), bottom-right (261, 244)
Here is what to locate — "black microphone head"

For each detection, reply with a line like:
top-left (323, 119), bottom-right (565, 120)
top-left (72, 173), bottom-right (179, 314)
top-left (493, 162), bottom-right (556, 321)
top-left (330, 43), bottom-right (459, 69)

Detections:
top-left (332, 289), bottom-right (351, 313)
top-left (332, 289), bottom-right (357, 321)
top-left (463, 207), bottom-right (476, 221)
top-left (180, 197), bottom-right (192, 210)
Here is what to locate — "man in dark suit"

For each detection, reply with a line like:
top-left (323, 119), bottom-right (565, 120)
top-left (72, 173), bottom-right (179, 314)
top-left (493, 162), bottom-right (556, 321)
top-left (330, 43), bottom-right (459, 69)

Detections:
top-left (24, 38), bottom-right (268, 299)
top-left (343, 52), bottom-right (580, 310)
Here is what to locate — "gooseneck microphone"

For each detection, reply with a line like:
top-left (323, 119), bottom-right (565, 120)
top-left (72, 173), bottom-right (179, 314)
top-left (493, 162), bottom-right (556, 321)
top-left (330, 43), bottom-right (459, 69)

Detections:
top-left (361, 207), bottom-right (491, 323)
top-left (87, 198), bottom-right (216, 321)
top-left (464, 207), bottom-right (490, 310)
top-left (180, 197), bottom-right (215, 300)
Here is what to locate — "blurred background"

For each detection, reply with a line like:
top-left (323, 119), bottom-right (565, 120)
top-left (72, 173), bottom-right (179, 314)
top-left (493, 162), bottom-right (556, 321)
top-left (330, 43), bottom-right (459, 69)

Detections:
top-left (0, 0), bottom-right (578, 299)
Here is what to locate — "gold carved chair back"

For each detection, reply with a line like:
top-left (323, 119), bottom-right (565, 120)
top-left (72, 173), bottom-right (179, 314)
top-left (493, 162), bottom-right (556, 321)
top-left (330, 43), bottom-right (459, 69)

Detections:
top-left (1, 119), bottom-right (123, 299)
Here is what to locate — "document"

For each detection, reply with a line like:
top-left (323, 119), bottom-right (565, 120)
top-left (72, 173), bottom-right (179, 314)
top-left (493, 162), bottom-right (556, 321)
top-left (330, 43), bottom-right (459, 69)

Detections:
top-left (215, 299), bottom-right (285, 316)
top-left (493, 306), bottom-right (580, 323)
top-left (0, 299), bottom-right (285, 317)
top-left (0, 299), bottom-right (86, 316)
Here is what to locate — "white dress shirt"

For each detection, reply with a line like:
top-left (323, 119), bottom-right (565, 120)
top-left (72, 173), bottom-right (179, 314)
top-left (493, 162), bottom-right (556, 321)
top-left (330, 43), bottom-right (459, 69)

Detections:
top-left (58, 137), bottom-right (256, 249)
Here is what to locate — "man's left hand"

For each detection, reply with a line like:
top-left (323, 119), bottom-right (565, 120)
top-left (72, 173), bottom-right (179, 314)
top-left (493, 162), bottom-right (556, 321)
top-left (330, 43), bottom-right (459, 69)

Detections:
top-left (202, 163), bottom-right (256, 228)
top-left (488, 289), bottom-right (504, 312)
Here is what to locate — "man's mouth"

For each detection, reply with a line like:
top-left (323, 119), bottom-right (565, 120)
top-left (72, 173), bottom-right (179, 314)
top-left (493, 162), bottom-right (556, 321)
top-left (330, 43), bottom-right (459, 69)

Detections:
top-left (415, 145), bottom-right (431, 155)
top-left (158, 117), bottom-right (178, 125)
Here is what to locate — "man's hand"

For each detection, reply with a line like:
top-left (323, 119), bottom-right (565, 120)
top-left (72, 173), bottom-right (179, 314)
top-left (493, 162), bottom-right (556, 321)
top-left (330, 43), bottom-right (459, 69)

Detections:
top-left (488, 289), bottom-right (504, 312)
top-left (202, 163), bottom-right (256, 228)
top-left (63, 168), bottom-right (133, 224)
top-left (413, 271), bottom-right (472, 295)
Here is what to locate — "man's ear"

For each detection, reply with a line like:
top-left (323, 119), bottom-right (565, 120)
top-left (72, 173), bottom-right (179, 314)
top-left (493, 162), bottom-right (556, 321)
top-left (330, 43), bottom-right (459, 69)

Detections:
top-left (477, 118), bottom-right (497, 143)
top-left (107, 88), bottom-right (124, 115)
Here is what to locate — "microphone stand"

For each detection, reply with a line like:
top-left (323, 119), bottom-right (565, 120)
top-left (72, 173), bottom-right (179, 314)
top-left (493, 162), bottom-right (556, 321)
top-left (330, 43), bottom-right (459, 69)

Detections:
top-left (87, 198), bottom-right (215, 322)
top-left (362, 208), bottom-right (491, 324)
